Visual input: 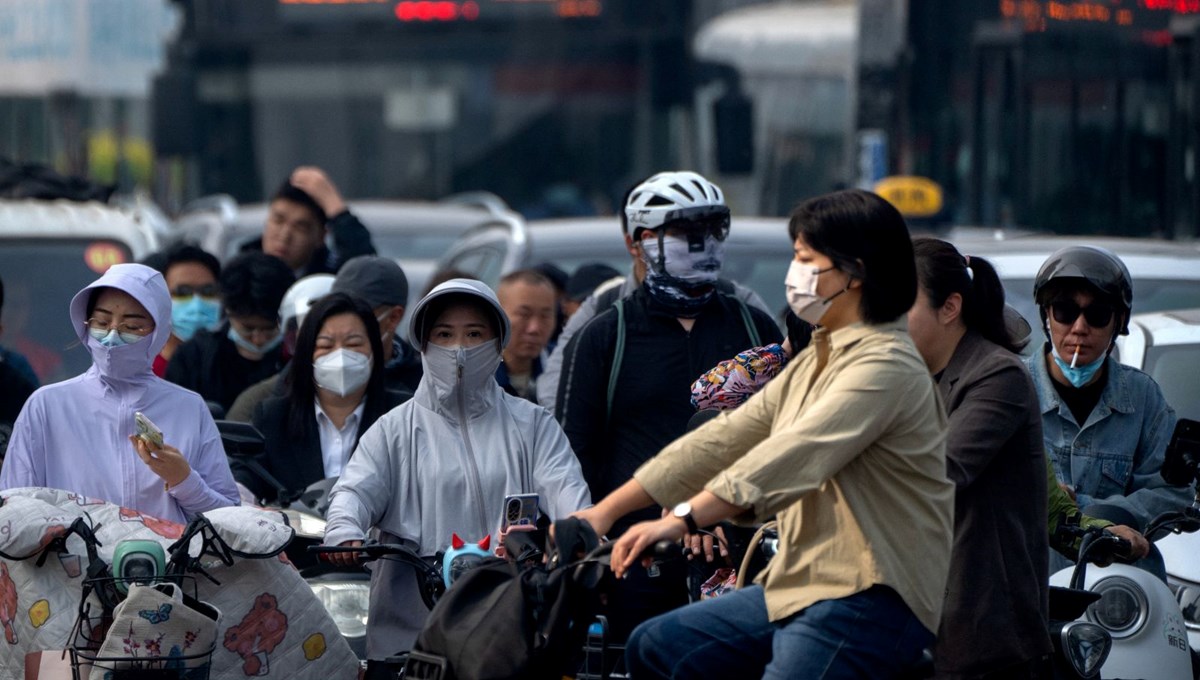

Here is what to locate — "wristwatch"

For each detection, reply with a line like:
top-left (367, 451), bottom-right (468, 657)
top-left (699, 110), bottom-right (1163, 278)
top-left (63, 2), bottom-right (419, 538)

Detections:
top-left (672, 502), bottom-right (699, 534)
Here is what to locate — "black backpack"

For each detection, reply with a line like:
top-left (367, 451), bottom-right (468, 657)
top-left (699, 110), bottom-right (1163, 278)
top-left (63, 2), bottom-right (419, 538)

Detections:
top-left (410, 518), bottom-right (604, 680)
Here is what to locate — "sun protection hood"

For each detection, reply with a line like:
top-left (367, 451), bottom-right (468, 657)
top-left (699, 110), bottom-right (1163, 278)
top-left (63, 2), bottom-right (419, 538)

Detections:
top-left (69, 263), bottom-right (172, 359)
top-left (406, 278), bottom-right (510, 350)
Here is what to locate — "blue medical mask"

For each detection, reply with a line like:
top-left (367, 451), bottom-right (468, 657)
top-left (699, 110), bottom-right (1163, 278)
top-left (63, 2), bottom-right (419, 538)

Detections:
top-left (1051, 344), bottom-right (1106, 388)
top-left (88, 326), bottom-right (145, 348)
top-left (171, 295), bottom-right (222, 342)
top-left (227, 325), bottom-right (283, 357)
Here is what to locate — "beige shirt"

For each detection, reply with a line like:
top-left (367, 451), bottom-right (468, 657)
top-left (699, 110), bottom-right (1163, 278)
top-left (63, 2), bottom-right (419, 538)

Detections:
top-left (634, 321), bottom-right (954, 633)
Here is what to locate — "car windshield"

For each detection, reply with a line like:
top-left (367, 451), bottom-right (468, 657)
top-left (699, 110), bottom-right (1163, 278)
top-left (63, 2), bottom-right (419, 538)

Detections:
top-left (373, 232), bottom-right (463, 261)
top-left (1142, 344), bottom-right (1200, 421)
top-left (0, 239), bottom-right (135, 384)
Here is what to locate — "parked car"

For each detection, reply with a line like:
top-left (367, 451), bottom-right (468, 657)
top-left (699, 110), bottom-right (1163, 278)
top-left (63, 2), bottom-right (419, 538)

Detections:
top-left (943, 230), bottom-right (1200, 339)
top-left (0, 199), bottom-right (162, 385)
top-left (1114, 307), bottom-right (1200, 422)
top-left (171, 194), bottom-right (522, 309)
top-left (435, 216), bottom-right (794, 315)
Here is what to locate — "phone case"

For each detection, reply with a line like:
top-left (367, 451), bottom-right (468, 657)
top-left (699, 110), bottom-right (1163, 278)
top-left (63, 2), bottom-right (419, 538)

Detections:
top-left (134, 412), bottom-right (164, 448)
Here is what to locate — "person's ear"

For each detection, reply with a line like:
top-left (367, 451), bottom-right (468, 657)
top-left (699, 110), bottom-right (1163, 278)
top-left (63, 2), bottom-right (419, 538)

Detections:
top-left (940, 292), bottom-right (964, 326)
top-left (624, 233), bottom-right (638, 257)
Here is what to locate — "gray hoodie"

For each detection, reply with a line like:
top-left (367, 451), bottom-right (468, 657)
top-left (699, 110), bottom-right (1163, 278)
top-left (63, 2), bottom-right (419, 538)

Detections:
top-left (323, 279), bottom-right (591, 657)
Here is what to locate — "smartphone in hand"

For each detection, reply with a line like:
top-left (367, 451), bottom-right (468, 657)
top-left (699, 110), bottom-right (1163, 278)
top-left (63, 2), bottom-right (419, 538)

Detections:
top-left (500, 493), bottom-right (539, 534)
top-left (134, 411), bottom-right (165, 448)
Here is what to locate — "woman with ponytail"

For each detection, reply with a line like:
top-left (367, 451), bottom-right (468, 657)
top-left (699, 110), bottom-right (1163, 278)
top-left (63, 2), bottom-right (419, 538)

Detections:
top-left (909, 238), bottom-right (1147, 678)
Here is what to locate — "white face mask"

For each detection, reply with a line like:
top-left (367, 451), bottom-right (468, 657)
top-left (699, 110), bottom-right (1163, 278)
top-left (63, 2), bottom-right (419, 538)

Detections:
top-left (313, 348), bottom-right (373, 397)
top-left (784, 260), bottom-right (844, 326)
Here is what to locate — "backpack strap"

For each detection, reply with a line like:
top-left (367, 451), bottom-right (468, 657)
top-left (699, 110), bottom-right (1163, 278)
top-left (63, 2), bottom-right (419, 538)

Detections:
top-left (735, 295), bottom-right (761, 347)
top-left (605, 299), bottom-right (626, 424)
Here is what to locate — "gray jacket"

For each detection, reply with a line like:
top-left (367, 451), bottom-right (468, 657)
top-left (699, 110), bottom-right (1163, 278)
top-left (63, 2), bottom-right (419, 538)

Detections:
top-left (324, 278), bottom-right (592, 658)
top-left (536, 273), bottom-right (771, 412)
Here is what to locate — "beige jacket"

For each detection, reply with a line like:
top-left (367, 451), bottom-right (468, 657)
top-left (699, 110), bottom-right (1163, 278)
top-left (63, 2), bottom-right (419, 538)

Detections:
top-left (634, 321), bottom-right (954, 633)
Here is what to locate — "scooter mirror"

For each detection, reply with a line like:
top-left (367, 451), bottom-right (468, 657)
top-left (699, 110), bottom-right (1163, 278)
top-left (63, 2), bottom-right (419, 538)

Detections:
top-left (1161, 418), bottom-right (1200, 488)
top-left (215, 420), bottom-right (267, 458)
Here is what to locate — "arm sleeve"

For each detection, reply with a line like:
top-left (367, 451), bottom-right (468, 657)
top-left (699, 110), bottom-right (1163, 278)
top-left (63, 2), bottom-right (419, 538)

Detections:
top-left (702, 356), bottom-right (926, 519)
top-left (1047, 456), bottom-right (1112, 560)
top-left (166, 407), bottom-right (241, 517)
top-left (1080, 399), bottom-right (1190, 529)
top-left (944, 363), bottom-right (1031, 487)
top-left (530, 409), bottom-right (593, 519)
top-left (536, 293), bottom-right (599, 412)
top-left (324, 420), bottom-right (395, 546)
top-left (555, 315), bottom-right (614, 492)
top-left (0, 394), bottom-right (47, 489)
top-left (326, 210), bottom-right (376, 270)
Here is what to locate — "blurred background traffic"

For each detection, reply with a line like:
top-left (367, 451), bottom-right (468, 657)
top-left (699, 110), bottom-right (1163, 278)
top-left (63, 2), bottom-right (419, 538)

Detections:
top-left (2, 0), bottom-right (1200, 419)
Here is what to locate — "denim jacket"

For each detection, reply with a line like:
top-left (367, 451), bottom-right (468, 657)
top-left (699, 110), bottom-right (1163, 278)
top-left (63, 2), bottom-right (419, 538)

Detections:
top-left (1026, 348), bottom-right (1190, 529)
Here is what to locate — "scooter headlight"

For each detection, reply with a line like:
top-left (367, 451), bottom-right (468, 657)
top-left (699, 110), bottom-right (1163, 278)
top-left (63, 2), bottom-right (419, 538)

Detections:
top-left (1059, 621), bottom-right (1110, 678)
top-left (1085, 577), bottom-right (1148, 638)
top-left (281, 508), bottom-right (327, 539)
top-left (310, 581), bottom-right (370, 638)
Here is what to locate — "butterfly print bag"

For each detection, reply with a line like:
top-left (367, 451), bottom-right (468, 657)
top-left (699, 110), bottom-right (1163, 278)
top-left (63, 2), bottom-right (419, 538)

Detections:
top-left (88, 581), bottom-right (220, 679)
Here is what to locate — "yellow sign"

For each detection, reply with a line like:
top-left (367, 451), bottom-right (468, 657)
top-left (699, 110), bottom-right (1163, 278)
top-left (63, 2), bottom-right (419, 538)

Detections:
top-left (874, 176), bottom-right (945, 219)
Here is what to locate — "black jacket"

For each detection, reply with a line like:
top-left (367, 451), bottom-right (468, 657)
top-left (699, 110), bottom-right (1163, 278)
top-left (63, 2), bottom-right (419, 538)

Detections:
top-left (165, 323), bottom-right (285, 413)
top-left (240, 209), bottom-right (376, 276)
top-left (235, 387), bottom-right (411, 503)
top-left (556, 285), bottom-right (780, 533)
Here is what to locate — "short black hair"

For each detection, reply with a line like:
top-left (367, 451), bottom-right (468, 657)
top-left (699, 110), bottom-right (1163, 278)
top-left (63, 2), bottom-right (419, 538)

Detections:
top-left (788, 189), bottom-right (917, 324)
top-left (270, 180), bottom-right (327, 226)
top-left (219, 252), bottom-right (296, 320)
top-left (144, 243), bottom-right (221, 280)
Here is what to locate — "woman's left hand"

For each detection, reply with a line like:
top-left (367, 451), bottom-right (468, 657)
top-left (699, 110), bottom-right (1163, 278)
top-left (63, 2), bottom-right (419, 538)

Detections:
top-left (129, 435), bottom-right (192, 489)
top-left (610, 516), bottom-right (686, 579)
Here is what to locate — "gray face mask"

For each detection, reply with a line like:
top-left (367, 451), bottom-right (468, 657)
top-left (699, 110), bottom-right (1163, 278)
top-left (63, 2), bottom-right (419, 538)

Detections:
top-left (421, 342), bottom-right (503, 405)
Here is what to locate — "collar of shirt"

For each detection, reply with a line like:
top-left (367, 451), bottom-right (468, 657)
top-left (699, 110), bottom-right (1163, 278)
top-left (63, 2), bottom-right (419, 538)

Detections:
top-left (314, 398), bottom-right (366, 479)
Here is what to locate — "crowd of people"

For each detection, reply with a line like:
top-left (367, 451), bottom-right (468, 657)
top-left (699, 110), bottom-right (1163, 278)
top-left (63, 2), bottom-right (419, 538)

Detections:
top-left (0, 164), bottom-right (1194, 680)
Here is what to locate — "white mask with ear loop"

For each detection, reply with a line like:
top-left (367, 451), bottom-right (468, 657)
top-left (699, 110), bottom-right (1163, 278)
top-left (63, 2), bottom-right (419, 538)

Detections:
top-left (784, 261), bottom-right (848, 325)
top-left (313, 348), bottom-right (373, 397)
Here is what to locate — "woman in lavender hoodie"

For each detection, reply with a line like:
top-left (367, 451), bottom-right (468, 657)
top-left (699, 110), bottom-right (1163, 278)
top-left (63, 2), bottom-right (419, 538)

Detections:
top-left (0, 263), bottom-right (239, 524)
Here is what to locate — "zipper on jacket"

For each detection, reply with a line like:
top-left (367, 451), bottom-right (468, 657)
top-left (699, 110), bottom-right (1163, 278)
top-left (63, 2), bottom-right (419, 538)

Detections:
top-left (455, 352), bottom-right (491, 534)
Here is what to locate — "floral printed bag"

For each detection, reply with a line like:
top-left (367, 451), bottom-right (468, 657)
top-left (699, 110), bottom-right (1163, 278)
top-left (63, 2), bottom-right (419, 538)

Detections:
top-left (87, 582), bottom-right (220, 680)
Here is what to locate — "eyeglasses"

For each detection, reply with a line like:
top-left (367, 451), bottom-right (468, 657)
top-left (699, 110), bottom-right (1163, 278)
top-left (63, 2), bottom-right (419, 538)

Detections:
top-left (86, 317), bottom-right (154, 336)
top-left (170, 284), bottom-right (220, 300)
top-left (1049, 300), bottom-right (1115, 328)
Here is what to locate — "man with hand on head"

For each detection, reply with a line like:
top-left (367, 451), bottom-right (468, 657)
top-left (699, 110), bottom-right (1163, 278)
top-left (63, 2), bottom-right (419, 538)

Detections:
top-left (250, 166), bottom-right (376, 276)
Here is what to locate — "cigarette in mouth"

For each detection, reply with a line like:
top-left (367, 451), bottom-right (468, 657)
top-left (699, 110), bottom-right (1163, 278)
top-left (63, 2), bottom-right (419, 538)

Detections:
top-left (1070, 346), bottom-right (1079, 369)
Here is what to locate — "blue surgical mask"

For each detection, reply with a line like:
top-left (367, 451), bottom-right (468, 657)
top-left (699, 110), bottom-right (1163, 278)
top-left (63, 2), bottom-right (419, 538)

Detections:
top-left (88, 327), bottom-right (145, 348)
top-left (171, 295), bottom-right (222, 342)
top-left (226, 325), bottom-right (283, 357)
top-left (1051, 344), bottom-right (1106, 388)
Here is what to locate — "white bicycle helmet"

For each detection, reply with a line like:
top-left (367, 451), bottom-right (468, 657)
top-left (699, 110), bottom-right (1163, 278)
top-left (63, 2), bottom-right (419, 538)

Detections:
top-left (623, 171), bottom-right (729, 236)
top-left (280, 273), bottom-right (336, 333)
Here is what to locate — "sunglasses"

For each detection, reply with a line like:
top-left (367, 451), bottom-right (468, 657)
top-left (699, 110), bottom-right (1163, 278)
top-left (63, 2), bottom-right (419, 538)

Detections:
top-left (1049, 300), bottom-right (1115, 328)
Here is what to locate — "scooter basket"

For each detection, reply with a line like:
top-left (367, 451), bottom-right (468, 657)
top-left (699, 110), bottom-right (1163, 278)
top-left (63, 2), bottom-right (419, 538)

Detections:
top-left (68, 576), bottom-right (216, 680)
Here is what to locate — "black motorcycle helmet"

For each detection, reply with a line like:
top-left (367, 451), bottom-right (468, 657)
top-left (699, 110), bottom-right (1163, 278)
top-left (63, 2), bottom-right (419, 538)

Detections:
top-left (1032, 245), bottom-right (1133, 336)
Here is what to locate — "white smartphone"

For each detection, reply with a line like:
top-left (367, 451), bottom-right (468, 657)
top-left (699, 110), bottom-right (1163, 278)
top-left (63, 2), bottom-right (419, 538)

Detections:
top-left (134, 411), bottom-right (164, 448)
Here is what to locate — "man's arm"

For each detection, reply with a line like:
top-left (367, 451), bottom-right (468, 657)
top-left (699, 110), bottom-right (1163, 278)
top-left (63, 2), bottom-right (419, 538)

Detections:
top-left (290, 166), bottom-right (376, 268)
top-left (1081, 398), bottom-right (1191, 529)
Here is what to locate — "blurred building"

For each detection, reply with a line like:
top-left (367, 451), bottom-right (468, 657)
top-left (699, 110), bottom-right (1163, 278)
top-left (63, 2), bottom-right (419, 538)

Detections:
top-left (859, 0), bottom-right (1200, 238)
top-left (0, 1), bottom-right (179, 190)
